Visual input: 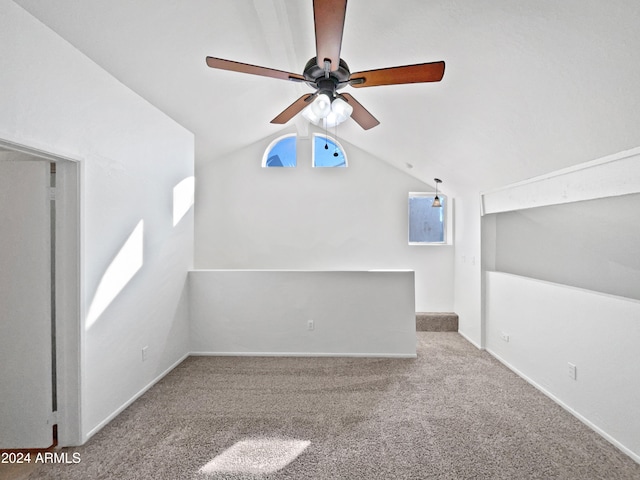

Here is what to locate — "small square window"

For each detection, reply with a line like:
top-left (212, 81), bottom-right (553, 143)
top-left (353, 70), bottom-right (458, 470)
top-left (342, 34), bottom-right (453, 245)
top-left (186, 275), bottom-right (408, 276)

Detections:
top-left (408, 193), bottom-right (446, 244)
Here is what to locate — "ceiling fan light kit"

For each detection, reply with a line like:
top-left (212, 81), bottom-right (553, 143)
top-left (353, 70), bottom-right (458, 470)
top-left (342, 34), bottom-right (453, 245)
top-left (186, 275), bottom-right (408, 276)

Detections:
top-left (205, 0), bottom-right (445, 130)
top-left (303, 94), bottom-right (354, 127)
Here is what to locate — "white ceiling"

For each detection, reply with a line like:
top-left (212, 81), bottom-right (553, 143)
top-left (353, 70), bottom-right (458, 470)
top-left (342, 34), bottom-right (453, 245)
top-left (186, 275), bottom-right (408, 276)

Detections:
top-left (15, 0), bottom-right (640, 191)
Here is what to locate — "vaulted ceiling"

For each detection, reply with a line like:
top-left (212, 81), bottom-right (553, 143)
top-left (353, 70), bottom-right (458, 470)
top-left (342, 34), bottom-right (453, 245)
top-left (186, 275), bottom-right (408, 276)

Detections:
top-left (16, 0), bottom-right (640, 192)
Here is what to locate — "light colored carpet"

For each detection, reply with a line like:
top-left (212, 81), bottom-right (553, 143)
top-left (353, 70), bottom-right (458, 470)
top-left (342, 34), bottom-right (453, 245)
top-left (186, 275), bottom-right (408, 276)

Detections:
top-left (15, 333), bottom-right (640, 479)
top-left (416, 312), bottom-right (458, 331)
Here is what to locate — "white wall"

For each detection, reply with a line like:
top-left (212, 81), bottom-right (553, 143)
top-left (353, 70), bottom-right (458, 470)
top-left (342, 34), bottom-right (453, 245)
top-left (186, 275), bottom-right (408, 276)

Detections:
top-left (481, 154), bottom-right (640, 461)
top-left (454, 151), bottom-right (640, 350)
top-left (483, 148), bottom-right (640, 301)
top-left (494, 193), bottom-right (640, 300)
top-left (0, 1), bottom-right (194, 443)
top-left (452, 191), bottom-right (483, 347)
top-left (190, 270), bottom-right (416, 357)
top-left (195, 130), bottom-right (454, 312)
top-left (485, 272), bottom-right (640, 462)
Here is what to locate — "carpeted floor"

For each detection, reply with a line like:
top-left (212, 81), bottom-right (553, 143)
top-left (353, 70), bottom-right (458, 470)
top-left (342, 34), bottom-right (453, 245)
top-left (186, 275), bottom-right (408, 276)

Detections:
top-left (10, 333), bottom-right (640, 479)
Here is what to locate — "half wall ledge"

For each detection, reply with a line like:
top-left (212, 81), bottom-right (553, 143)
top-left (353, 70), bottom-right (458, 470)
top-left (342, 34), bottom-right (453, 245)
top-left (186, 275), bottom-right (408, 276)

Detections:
top-left (188, 269), bottom-right (416, 358)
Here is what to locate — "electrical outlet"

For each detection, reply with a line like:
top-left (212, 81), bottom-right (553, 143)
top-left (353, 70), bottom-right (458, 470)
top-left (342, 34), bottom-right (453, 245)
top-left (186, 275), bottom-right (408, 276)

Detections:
top-left (307, 319), bottom-right (314, 331)
top-left (500, 332), bottom-right (510, 342)
top-left (142, 346), bottom-right (149, 362)
top-left (568, 362), bottom-right (577, 380)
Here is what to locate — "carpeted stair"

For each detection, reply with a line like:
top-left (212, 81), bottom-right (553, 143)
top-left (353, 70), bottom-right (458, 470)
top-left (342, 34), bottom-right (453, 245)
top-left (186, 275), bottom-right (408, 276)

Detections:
top-left (416, 312), bottom-right (458, 331)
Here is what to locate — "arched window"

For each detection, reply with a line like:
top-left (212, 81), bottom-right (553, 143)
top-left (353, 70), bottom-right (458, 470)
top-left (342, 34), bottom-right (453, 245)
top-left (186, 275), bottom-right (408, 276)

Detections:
top-left (262, 134), bottom-right (297, 167)
top-left (312, 134), bottom-right (347, 168)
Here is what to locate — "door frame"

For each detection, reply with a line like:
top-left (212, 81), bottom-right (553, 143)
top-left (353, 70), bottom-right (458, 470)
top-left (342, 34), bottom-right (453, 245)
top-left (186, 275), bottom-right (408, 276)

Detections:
top-left (0, 137), bottom-right (82, 446)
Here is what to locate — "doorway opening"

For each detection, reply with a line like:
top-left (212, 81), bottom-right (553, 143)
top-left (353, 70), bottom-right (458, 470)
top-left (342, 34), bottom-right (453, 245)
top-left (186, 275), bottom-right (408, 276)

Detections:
top-left (0, 138), bottom-right (81, 448)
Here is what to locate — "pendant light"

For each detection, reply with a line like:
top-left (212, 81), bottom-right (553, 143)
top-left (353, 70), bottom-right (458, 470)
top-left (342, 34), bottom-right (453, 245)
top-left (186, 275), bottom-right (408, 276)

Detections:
top-left (432, 178), bottom-right (442, 208)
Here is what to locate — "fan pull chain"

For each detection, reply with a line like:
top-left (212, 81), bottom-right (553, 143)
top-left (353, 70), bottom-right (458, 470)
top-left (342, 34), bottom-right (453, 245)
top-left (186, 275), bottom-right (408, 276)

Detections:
top-left (324, 118), bottom-right (329, 149)
top-left (333, 123), bottom-right (339, 157)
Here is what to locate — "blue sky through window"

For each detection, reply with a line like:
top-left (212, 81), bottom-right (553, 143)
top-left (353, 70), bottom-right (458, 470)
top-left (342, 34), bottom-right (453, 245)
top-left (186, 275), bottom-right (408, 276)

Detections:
top-left (265, 135), bottom-right (296, 167)
top-left (409, 195), bottom-right (446, 243)
top-left (313, 135), bottom-right (346, 167)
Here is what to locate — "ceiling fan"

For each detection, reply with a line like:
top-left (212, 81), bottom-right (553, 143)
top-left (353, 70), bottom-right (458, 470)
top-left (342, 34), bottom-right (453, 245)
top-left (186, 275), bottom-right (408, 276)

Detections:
top-left (205, 0), bottom-right (445, 130)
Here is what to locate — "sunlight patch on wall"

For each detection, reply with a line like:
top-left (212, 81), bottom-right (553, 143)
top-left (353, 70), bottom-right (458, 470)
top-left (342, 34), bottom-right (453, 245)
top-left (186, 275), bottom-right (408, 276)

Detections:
top-left (199, 438), bottom-right (310, 476)
top-left (86, 220), bottom-right (144, 330)
top-left (173, 176), bottom-right (195, 226)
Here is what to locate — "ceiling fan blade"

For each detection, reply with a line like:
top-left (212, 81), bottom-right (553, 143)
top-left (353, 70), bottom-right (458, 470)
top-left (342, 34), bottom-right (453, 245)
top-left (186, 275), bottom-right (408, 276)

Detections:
top-left (350, 61), bottom-right (445, 88)
top-left (341, 93), bottom-right (380, 130)
top-left (271, 94), bottom-right (315, 124)
top-left (205, 57), bottom-right (304, 82)
top-left (313, 0), bottom-right (347, 71)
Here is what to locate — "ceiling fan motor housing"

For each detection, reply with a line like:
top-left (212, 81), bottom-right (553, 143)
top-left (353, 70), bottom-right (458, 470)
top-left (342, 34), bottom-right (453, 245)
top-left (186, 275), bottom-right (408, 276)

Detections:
top-left (303, 56), bottom-right (351, 95)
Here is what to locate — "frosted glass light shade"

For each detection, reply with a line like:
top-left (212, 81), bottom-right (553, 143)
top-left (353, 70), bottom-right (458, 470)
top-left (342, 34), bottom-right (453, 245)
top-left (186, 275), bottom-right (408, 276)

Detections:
top-left (331, 97), bottom-right (353, 119)
top-left (302, 95), bottom-right (353, 127)
top-left (310, 93), bottom-right (331, 118)
top-left (323, 111), bottom-right (340, 128)
top-left (301, 106), bottom-right (321, 125)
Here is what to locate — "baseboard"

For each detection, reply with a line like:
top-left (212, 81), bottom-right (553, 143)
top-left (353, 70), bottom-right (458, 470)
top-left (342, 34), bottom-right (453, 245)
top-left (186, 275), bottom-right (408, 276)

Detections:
top-left (486, 348), bottom-right (640, 465)
top-left (83, 352), bottom-right (189, 443)
top-left (457, 329), bottom-right (483, 350)
top-left (189, 351), bottom-right (417, 358)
